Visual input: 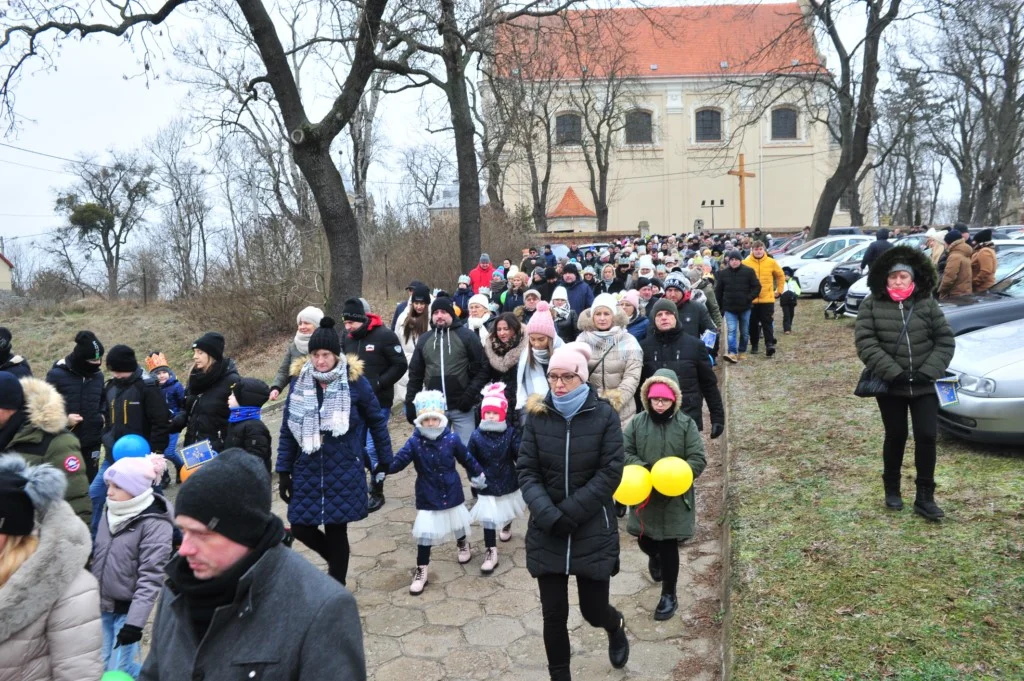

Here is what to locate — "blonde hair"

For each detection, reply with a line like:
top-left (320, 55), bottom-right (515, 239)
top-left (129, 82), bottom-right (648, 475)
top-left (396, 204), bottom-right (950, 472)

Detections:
top-left (0, 534), bottom-right (40, 587)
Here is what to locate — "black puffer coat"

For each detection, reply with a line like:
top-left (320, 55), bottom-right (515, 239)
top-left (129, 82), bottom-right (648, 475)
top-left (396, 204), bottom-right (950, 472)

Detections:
top-left (342, 314), bottom-right (408, 408)
top-left (224, 419), bottom-right (273, 472)
top-left (639, 325), bottom-right (724, 431)
top-left (855, 246), bottom-right (955, 398)
top-left (517, 389), bottom-right (623, 580)
top-left (174, 359), bottom-right (241, 451)
top-left (101, 369), bottom-right (170, 454)
top-left (46, 357), bottom-right (106, 449)
top-left (714, 263), bottom-right (761, 313)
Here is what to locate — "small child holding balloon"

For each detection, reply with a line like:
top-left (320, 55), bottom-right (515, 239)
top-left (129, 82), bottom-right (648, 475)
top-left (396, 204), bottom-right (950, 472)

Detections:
top-left (622, 368), bottom-right (706, 621)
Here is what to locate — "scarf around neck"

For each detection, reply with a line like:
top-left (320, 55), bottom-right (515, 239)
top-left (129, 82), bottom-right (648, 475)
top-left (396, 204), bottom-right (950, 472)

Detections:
top-left (552, 384), bottom-right (590, 420)
top-left (229, 406), bottom-right (263, 423)
top-left (294, 332), bottom-right (311, 355)
top-left (287, 359), bottom-right (351, 454)
top-left (888, 283), bottom-right (916, 303)
top-left (106, 489), bottom-right (154, 534)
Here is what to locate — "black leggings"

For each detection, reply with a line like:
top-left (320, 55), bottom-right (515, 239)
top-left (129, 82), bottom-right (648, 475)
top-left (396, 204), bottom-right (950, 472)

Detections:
top-left (416, 535), bottom-right (467, 565)
top-left (637, 535), bottom-right (681, 595)
top-left (876, 393), bottom-right (939, 485)
top-left (290, 524), bottom-right (350, 585)
top-left (536, 574), bottom-right (620, 668)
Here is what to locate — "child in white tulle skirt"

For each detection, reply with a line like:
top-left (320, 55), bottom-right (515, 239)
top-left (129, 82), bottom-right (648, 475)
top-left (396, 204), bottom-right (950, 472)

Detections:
top-left (468, 383), bottom-right (527, 574)
top-left (389, 390), bottom-right (486, 595)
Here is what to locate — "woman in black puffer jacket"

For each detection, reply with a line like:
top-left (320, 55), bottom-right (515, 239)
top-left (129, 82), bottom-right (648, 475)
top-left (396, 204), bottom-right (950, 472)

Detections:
top-left (172, 333), bottom-right (241, 453)
top-left (517, 342), bottom-right (628, 681)
top-left (855, 246), bottom-right (954, 521)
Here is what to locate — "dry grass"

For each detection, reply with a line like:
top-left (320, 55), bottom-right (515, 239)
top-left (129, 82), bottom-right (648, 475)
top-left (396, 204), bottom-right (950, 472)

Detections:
top-left (724, 307), bottom-right (1024, 680)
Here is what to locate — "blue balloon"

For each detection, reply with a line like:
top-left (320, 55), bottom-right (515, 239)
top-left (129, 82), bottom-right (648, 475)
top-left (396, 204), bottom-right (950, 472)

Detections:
top-left (112, 434), bottom-right (150, 461)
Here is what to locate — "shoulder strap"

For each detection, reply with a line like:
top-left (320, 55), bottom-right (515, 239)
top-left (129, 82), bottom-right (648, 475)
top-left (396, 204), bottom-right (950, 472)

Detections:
top-left (894, 301), bottom-right (915, 347)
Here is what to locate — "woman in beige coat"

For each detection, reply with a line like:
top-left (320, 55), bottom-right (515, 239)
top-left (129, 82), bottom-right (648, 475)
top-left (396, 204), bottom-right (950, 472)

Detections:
top-left (0, 455), bottom-right (102, 681)
top-left (576, 293), bottom-right (644, 427)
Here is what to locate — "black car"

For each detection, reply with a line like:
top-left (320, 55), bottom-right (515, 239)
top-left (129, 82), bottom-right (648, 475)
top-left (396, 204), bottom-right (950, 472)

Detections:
top-left (940, 265), bottom-right (1024, 335)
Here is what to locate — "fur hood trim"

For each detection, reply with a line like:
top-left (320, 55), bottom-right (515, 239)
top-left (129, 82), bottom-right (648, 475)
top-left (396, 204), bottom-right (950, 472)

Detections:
top-left (867, 245), bottom-right (938, 301)
top-left (484, 335), bottom-right (526, 373)
top-left (639, 372), bottom-right (682, 414)
top-left (0, 500), bottom-right (92, 641)
top-left (600, 388), bottom-right (625, 412)
top-left (577, 307), bottom-right (630, 333)
top-left (289, 354), bottom-right (365, 382)
top-left (20, 377), bottom-right (69, 435)
top-left (526, 393), bottom-right (549, 416)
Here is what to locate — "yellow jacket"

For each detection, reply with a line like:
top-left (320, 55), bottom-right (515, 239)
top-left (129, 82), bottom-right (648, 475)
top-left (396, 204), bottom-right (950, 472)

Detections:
top-left (742, 253), bottom-right (786, 304)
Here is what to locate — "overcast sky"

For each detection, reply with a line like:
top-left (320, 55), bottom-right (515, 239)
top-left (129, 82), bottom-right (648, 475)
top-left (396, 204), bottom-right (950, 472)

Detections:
top-left (0, 0), bottom-right (912, 247)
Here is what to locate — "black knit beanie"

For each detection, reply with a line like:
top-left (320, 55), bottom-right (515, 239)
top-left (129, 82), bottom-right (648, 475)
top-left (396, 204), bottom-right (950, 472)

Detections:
top-left (341, 297), bottom-right (368, 324)
top-left (72, 331), bottom-right (104, 363)
top-left (232, 377), bottom-right (271, 408)
top-left (192, 332), bottom-right (225, 363)
top-left (944, 230), bottom-right (961, 245)
top-left (307, 317), bottom-right (341, 355)
top-left (651, 297), bottom-right (680, 323)
top-left (430, 297), bottom-right (456, 320)
top-left (174, 449), bottom-right (273, 548)
top-left (106, 344), bottom-right (138, 372)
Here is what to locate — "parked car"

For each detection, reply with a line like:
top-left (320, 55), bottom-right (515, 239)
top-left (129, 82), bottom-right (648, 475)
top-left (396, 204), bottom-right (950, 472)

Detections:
top-left (937, 318), bottom-right (1024, 445)
top-left (794, 241), bottom-right (872, 296)
top-left (844, 240), bottom-right (1024, 321)
top-left (827, 226), bottom-right (864, 235)
top-left (938, 263), bottom-right (1024, 335)
top-left (768, 234), bottom-right (808, 256)
top-left (775, 235), bottom-right (872, 270)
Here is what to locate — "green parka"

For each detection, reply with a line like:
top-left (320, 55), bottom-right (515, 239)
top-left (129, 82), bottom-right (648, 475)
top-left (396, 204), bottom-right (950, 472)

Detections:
top-left (623, 369), bottom-right (706, 541)
top-left (855, 246), bottom-right (955, 399)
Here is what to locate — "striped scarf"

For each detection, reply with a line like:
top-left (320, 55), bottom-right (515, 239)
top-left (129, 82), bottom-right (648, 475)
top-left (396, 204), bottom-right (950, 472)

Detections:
top-left (287, 359), bottom-right (351, 454)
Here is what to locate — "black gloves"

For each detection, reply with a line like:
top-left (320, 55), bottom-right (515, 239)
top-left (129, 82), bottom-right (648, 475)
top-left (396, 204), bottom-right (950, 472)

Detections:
top-left (551, 516), bottom-right (576, 538)
top-left (278, 472), bottom-right (292, 504)
top-left (116, 624), bottom-right (143, 647)
top-left (710, 423), bottom-right (725, 439)
top-left (892, 371), bottom-right (913, 386)
top-left (457, 394), bottom-right (476, 413)
top-left (912, 371), bottom-right (931, 383)
top-left (405, 401), bottom-right (417, 425)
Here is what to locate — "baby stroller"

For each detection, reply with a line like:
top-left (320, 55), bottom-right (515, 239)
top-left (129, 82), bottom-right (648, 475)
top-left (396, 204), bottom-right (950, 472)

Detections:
top-left (822, 269), bottom-right (858, 319)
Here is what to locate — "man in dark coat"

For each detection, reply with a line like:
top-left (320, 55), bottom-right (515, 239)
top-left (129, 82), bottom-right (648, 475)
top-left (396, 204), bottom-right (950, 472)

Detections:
top-left (861, 228), bottom-right (893, 270)
top-left (559, 264), bottom-right (595, 314)
top-left (341, 297), bottom-right (408, 512)
top-left (405, 298), bottom-right (490, 445)
top-left (640, 300), bottom-right (724, 436)
top-left (141, 449), bottom-right (366, 681)
top-left (660, 273), bottom-right (715, 339)
top-left (0, 327), bottom-right (32, 377)
top-left (46, 330), bottom-right (106, 482)
top-left (715, 250), bottom-right (761, 363)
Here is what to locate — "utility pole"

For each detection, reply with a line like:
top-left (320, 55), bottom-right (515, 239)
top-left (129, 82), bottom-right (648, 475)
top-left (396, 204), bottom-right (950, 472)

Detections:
top-left (701, 200), bottom-right (725, 232)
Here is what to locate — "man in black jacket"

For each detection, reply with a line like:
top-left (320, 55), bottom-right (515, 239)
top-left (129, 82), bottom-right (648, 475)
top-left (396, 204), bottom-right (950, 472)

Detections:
top-left (640, 299), bottom-right (725, 437)
top-left (46, 330), bottom-right (106, 482)
top-left (861, 228), bottom-right (893, 271)
top-left (405, 297), bottom-right (490, 445)
top-left (715, 251), bottom-right (761, 363)
top-left (90, 344), bottom-right (171, 535)
top-left (341, 297), bottom-right (408, 512)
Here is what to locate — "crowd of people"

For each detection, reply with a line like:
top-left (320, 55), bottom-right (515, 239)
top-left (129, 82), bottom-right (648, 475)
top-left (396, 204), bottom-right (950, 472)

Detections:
top-left (0, 227), bottom-right (960, 681)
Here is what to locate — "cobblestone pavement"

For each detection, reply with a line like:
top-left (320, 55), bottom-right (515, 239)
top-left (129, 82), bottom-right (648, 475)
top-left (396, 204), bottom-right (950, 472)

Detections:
top-left (258, 409), bottom-right (724, 681)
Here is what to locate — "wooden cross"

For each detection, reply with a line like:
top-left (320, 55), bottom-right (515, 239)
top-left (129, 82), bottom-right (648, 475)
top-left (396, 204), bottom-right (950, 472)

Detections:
top-left (727, 153), bottom-right (756, 230)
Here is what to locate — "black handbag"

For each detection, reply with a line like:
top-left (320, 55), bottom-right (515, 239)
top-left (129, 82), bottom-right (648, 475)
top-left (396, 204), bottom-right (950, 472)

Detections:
top-left (855, 302), bottom-right (915, 398)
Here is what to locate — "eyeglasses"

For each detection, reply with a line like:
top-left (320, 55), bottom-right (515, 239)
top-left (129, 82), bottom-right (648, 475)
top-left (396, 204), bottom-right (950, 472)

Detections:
top-left (547, 373), bottom-right (581, 386)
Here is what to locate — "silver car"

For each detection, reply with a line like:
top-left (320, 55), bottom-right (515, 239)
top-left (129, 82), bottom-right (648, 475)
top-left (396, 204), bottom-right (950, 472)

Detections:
top-left (937, 318), bottom-right (1024, 445)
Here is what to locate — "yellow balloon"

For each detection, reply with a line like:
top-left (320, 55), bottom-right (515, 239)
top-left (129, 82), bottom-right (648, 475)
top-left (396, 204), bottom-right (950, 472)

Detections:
top-left (614, 464), bottom-right (653, 506)
top-left (651, 457), bottom-right (693, 497)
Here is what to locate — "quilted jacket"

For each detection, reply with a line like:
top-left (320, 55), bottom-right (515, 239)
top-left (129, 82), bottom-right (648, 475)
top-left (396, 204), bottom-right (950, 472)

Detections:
top-left (639, 323), bottom-right (724, 431)
top-left (0, 501), bottom-right (102, 681)
top-left (469, 426), bottom-right (521, 497)
top-left (389, 427), bottom-right (483, 510)
top-left (46, 357), bottom-right (106, 449)
top-left (576, 309), bottom-right (644, 427)
top-left (175, 359), bottom-right (241, 452)
top-left (277, 356), bottom-right (394, 526)
top-left (90, 494), bottom-right (174, 629)
top-left (517, 390), bottom-right (624, 580)
top-left (224, 417), bottom-right (273, 472)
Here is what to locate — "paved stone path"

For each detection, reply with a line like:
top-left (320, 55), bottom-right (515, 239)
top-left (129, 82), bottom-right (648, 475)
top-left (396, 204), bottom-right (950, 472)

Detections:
top-left (256, 409), bottom-right (724, 681)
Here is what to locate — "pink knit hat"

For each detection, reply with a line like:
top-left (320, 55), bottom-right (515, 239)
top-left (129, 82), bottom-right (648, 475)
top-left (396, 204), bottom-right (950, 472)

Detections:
top-left (104, 454), bottom-right (167, 497)
top-left (480, 382), bottom-right (508, 421)
top-left (647, 382), bottom-right (676, 402)
top-left (548, 342), bottom-right (593, 382)
top-left (525, 301), bottom-right (557, 339)
top-left (620, 289), bottom-right (640, 310)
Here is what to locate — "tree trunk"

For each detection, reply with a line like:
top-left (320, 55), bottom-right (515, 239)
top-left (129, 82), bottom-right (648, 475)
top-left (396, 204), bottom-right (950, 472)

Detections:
top-left (292, 145), bottom-right (362, 314)
top-left (849, 184), bottom-right (864, 226)
top-left (107, 264), bottom-right (119, 301)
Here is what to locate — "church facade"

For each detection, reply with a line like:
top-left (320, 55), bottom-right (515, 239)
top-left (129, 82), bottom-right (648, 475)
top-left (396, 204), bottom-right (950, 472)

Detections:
top-left (494, 3), bottom-right (874, 233)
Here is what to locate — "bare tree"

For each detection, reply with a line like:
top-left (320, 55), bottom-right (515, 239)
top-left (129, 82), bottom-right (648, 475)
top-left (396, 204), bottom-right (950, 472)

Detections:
top-left (402, 141), bottom-right (456, 211)
top-left (53, 152), bottom-right (156, 300)
top-left (1, 0), bottom-right (391, 308)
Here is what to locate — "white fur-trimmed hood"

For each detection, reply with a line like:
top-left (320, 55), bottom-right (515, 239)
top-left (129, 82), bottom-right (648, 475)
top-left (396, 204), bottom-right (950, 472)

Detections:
top-left (20, 377), bottom-right (69, 435)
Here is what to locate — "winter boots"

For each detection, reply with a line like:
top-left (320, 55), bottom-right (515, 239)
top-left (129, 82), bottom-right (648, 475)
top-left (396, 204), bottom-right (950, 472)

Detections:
top-left (548, 664), bottom-right (572, 681)
top-left (654, 593), bottom-right (678, 621)
top-left (480, 547), bottom-right (499, 574)
top-left (723, 353), bottom-right (738, 364)
top-left (367, 479), bottom-right (385, 514)
top-left (883, 475), bottom-right (903, 511)
top-left (409, 565), bottom-right (429, 595)
top-left (499, 523), bottom-right (513, 542)
top-left (457, 538), bottom-right (472, 564)
top-left (913, 482), bottom-right (945, 521)
top-left (607, 611), bottom-right (629, 669)
top-left (765, 344), bottom-right (776, 358)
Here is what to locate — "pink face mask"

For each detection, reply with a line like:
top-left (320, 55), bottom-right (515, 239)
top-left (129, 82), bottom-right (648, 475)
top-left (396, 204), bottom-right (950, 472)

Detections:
top-left (887, 282), bottom-right (915, 302)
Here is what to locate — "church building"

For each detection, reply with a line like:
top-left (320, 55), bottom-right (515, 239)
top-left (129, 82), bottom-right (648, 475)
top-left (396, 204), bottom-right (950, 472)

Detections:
top-left (493, 3), bottom-right (873, 233)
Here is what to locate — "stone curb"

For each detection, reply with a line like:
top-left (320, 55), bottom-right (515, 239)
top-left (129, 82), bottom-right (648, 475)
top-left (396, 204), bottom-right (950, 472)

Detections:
top-left (719, 363), bottom-right (734, 681)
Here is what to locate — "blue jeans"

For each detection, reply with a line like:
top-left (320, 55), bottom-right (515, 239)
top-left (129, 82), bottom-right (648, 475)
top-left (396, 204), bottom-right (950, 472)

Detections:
top-left (101, 611), bottom-right (142, 678)
top-left (364, 406), bottom-right (390, 491)
top-left (89, 458), bottom-right (113, 538)
top-left (724, 309), bottom-right (752, 354)
top-left (446, 409), bottom-right (475, 446)
top-left (163, 432), bottom-right (183, 470)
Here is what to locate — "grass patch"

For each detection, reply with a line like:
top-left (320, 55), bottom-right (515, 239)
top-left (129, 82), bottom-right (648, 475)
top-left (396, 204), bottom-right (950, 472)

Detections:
top-left (725, 308), bottom-right (1024, 681)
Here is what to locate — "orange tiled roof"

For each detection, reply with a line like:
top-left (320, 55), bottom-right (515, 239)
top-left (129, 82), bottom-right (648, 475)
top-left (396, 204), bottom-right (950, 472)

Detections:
top-left (549, 187), bottom-right (597, 218)
top-left (496, 4), bottom-right (822, 79)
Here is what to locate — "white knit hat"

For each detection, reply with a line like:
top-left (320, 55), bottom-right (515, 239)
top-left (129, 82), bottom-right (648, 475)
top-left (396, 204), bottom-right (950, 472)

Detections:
top-left (592, 293), bottom-right (618, 314)
top-left (551, 286), bottom-right (569, 302)
top-left (468, 294), bottom-right (491, 310)
top-left (296, 306), bottom-right (325, 326)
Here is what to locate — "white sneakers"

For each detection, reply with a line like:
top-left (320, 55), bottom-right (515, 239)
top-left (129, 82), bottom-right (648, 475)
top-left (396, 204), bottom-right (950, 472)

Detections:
top-left (480, 547), bottom-right (499, 574)
top-left (409, 565), bottom-right (429, 595)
